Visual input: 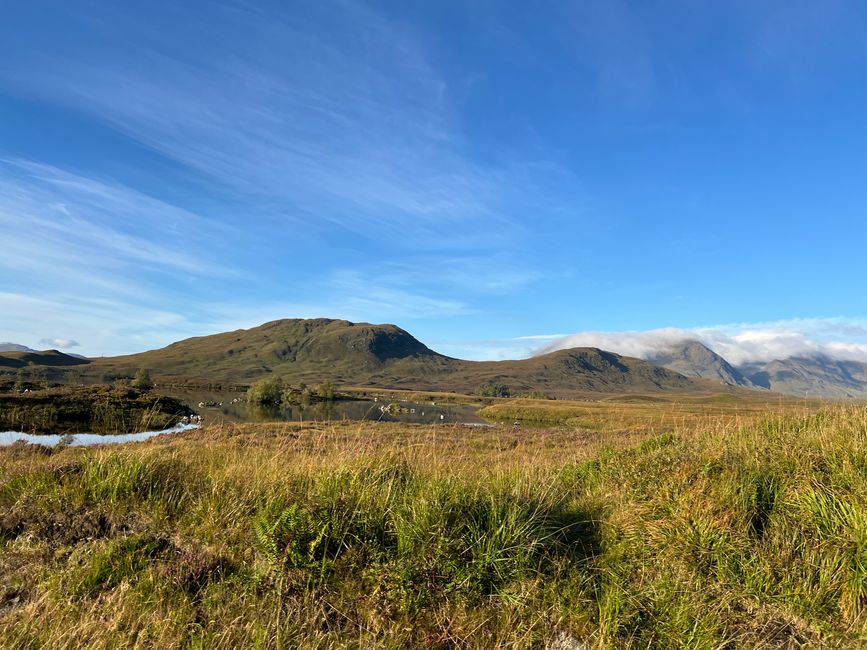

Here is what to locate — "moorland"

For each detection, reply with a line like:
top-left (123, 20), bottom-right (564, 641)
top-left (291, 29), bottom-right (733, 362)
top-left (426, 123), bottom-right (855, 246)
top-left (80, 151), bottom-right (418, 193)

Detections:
top-left (1, 318), bottom-right (866, 648)
top-left (1, 398), bottom-right (865, 647)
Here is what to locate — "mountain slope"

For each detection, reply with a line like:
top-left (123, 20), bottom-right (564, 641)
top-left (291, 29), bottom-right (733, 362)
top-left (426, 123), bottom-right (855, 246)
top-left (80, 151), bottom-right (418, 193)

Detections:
top-left (646, 340), bottom-right (757, 387)
top-left (450, 347), bottom-right (698, 394)
top-left (0, 343), bottom-right (36, 353)
top-left (0, 349), bottom-right (91, 369)
top-left (90, 318), bottom-right (711, 396)
top-left (643, 339), bottom-right (867, 399)
top-left (95, 318), bottom-right (446, 382)
top-left (744, 355), bottom-right (867, 399)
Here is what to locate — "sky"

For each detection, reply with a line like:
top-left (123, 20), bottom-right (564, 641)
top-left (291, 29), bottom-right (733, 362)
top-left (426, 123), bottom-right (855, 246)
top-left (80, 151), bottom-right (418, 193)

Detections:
top-left (2, 1), bottom-right (867, 362)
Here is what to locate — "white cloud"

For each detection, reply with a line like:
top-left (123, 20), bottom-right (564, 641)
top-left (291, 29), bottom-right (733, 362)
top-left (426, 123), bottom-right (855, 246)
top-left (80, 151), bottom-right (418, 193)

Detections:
top-left (514, 333), bottom-right (570, 341)
top-left (539, 318), bottom-right (867, 366)
top-left (0, 160), bottom-right (503, 356)
top-left (39, 338), bottom-right (80, 349)
top-left (0, 160), bottom-right (256, 354)
top-left (0, 159), bottom-right (239, 287)
top-left (0, 3), bottom-right (592, 245)
top-left (426, 333), bottom-right (571, 361)
top-left (0, 4), bottom-right (496, 229)
top-left (0, 292), bottom-right (195, 357)
top-left (200, 268), bottom-right (473, 338)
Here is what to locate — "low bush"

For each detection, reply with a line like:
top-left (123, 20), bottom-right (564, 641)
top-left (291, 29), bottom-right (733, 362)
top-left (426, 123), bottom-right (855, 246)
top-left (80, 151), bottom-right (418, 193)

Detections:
top-left (246, 377), bottom-right (284, 405)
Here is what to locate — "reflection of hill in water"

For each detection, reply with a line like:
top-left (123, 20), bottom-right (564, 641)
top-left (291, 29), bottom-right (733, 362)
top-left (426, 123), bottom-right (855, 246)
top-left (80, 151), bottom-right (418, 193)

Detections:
top-left (169, 390), bottom-right (486, 425)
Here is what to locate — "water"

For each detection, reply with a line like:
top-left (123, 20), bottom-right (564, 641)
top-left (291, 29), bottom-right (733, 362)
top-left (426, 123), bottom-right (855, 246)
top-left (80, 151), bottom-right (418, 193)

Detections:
top-left (168, 390), bottom-right (488, 426)
top-left (0, 392), bottom-right (488, 448)
top-left (0, 423), bottom-right (199, 448)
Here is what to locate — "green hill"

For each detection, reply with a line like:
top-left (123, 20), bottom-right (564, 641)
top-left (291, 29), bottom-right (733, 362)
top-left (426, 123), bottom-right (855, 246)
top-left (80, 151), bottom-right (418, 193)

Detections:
top-left (92, 318), bottom-right (447, 382)
top-left (0, 349), bottom-right (91, 369)
top-left (88, 318), bottom-right (717, 397)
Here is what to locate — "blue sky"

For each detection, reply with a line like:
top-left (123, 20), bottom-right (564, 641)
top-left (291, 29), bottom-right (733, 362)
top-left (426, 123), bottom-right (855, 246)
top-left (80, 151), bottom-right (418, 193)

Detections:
top-left (2, 1), bottom-right (867, 360)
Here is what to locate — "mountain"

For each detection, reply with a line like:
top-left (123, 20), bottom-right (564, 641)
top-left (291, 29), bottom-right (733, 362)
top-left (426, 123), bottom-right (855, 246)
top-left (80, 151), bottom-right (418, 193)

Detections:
top-left (743, 355), bottom-right (867, 399)
top-left (456, 347), bottom-right (699, 395)
top-left (12, 322), bottom-right (867, 399)
top-left (640, 339), bottom-right (867, 399)
top-left (94, 318), bottom-right (445, 382)
top-left (646, 340), bottom-right (757, 388)
top-left (89, 318), bottom-right (713, 397)
top-left (0, 343), bottom-right (36, 353)
top-left (0, 349), bottom-right (91, 369)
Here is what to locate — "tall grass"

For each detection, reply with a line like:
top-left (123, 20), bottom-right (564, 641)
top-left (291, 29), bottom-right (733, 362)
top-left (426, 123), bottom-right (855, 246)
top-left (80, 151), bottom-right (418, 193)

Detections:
top-left (0, 405), bottom-right (865, 647)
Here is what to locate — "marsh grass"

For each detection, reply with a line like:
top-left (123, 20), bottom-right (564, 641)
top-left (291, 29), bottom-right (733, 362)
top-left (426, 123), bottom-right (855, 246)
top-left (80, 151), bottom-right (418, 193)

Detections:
top-left (0, 386), bottom-right (190, 435)
top-left (0, 403), bottom-right (865, 648)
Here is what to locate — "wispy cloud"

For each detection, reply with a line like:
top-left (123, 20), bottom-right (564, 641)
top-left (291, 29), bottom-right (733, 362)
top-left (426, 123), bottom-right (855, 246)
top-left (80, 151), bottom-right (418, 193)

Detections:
top-left (326, 269), bottom-right (471, 319)
top-left (0, 3), bottom-right (523, 230)
top-left (0, 292), bottom-right (194, 356)
top-left (200, 268), bottom-right (474, 337)
top-left (0, 2), bottom-right (573, 357)
top-left (39, 338), bottom-right (80, 349)
top-left (336, 258), bottom-right (546, 299)
top-left (0, 155), bottom-right (537, 356)
top-left (514, 334), bottom-right (569, 341)
top-left (0, 159), bottom-right (239, 294)
top-left (0, 160), bottom-right (255, 355)
top-left (540, 318), bottom-right (867, 366)
top-left (427, 334), bottom-right (569, 361)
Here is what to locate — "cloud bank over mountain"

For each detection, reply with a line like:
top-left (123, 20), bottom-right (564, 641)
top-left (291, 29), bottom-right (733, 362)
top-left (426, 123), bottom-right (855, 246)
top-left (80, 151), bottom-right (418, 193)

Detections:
top-left (538, 318), bottom-right (867, 366)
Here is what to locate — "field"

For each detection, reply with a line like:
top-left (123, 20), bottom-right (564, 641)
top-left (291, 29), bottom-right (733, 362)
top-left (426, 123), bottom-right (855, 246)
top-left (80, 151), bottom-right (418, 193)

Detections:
top-left (1, 397), bottom-right (865, 648)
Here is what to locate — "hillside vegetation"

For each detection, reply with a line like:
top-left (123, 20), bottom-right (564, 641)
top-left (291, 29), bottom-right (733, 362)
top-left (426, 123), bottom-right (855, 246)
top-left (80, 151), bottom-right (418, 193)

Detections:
top-left (0, 350), bottom-right (89, 370)
top-left (8, 323), bottom-right (867, 399)
top-left (1, 402), bottom-right (865, 647)
top-left (82, 318), bottom-right (725, 397)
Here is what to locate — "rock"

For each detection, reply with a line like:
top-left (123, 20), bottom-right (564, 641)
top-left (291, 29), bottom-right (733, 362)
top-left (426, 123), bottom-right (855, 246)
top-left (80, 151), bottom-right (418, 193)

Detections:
top-left (546, 631), bottom-right (589, 650)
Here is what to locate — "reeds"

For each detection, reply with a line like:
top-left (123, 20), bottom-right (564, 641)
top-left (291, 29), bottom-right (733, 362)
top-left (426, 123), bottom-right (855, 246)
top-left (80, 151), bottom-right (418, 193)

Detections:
top-left (0, 404), bottom-right (865, 647)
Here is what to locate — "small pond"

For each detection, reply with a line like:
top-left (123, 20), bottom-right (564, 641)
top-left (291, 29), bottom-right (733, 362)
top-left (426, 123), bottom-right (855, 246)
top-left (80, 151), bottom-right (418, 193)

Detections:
top-left (169, 390), bottom-right (489, 426)
top-left (0, 391), bottom-right (489, 448)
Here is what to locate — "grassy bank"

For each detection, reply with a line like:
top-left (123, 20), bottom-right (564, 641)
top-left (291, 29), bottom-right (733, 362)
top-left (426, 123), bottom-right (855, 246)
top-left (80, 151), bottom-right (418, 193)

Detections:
top-left (1, 405), bottom-right (865, 647)
top-left (479, 394), bottom-right (819, 430)
top-left (0, 386), bottom-right (193, 435)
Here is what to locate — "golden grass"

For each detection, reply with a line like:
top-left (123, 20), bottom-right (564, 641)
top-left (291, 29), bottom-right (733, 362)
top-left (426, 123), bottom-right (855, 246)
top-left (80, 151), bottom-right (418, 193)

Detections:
top-left (1, 400), bottom-right (865, 648)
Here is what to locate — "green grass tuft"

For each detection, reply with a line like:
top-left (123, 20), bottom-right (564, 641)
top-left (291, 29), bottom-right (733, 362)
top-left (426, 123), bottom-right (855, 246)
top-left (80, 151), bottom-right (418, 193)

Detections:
top-left (1, 405), bottom-right (865, 647)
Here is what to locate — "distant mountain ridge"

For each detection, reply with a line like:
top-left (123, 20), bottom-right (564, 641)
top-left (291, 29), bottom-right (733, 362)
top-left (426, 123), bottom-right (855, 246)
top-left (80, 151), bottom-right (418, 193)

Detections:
top-left (646, 340), bottom-right (757, 388)
top-left (0, 349), bottom-right (91, 369)
top-left (743, 355), bottom-right (867, 399)
top-left (82, 318), bottom-right (714, 397)
top-left (618, 338), bottom-right (867, 399)
top-left (6, 323), bottom-right (867, 399)
top-left (0, 343), bottom-right (36, 353)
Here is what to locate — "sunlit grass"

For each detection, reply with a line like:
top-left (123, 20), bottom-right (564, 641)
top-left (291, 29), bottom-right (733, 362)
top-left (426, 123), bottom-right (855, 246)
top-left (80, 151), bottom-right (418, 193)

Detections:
top-left (1, 404), bottom-right (865, 647)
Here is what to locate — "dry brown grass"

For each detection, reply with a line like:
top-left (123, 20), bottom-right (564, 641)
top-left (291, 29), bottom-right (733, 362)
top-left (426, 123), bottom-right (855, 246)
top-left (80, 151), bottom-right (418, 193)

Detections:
top-left (1, 399), bottom-right (865, 648)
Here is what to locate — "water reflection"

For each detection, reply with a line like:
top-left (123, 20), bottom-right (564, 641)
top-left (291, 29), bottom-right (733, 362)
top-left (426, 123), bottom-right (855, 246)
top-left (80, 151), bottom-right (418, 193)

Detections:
top-left (169, 391), bottom-right (486, 426)
top-left (0, 394), bottom-right (490, 448)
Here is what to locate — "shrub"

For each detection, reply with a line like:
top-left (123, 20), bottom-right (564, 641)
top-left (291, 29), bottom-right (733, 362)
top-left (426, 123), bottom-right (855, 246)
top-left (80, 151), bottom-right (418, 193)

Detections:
top-left (247, 377), bottom-right (284, 405)
top-left (476, 382), bottom-right (510, 398)
top-left (131, 369), bottom-right (153, 390)
top-left (315, 380), bottom-right (335, 400)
